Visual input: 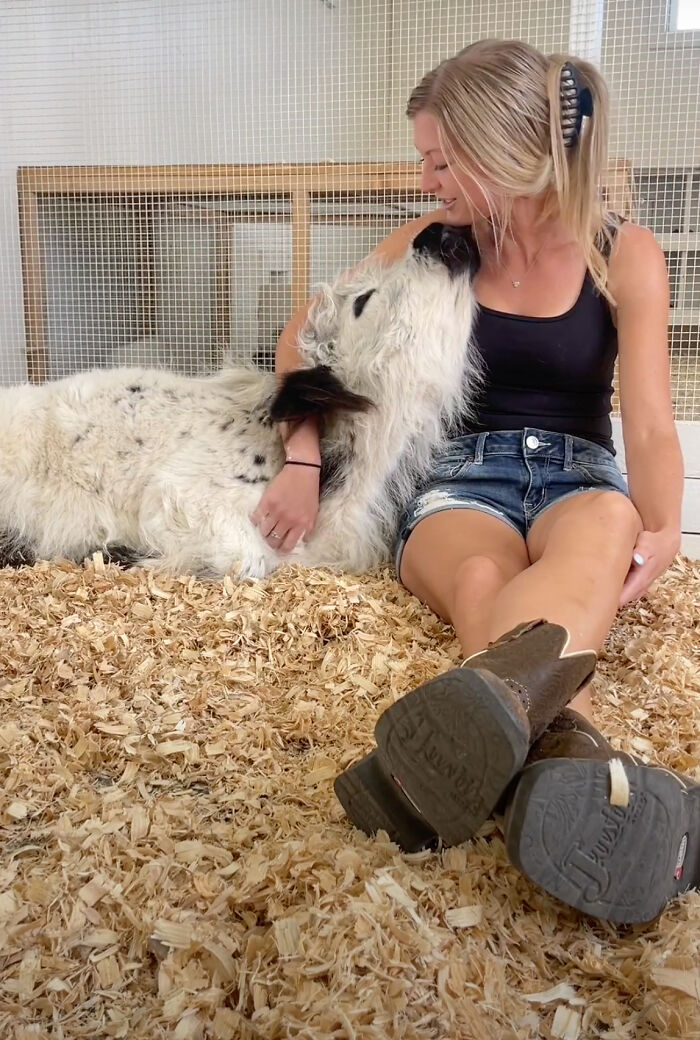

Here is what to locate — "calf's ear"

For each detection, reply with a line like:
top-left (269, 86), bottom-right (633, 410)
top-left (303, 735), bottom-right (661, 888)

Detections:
top-left (269, 365), bottom-right (373, 423)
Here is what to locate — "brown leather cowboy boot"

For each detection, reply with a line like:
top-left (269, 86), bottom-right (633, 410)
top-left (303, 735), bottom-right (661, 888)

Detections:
top-left (504, 709), bottom-right (700, 924)
top-left (334, 619), bottom-right (596, 850)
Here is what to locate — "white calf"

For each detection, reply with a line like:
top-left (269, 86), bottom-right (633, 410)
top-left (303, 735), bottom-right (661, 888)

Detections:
top-left (0, 223), bottom-right (480, 578)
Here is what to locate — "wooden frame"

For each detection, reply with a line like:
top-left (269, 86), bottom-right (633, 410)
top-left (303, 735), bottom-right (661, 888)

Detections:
top-left (17, 160), bottom-right (633, 383)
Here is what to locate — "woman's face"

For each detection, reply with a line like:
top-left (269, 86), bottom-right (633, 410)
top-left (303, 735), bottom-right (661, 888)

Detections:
top-left (412, 110), bottom-right (493, 226)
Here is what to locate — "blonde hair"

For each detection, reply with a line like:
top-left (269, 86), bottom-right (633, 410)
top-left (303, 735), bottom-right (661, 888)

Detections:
top-left (406, 39), bottom-right (618, 301)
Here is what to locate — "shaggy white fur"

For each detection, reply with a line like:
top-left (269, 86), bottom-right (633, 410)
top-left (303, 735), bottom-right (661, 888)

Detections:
top-left (0, 223), bottom-right (481, 578)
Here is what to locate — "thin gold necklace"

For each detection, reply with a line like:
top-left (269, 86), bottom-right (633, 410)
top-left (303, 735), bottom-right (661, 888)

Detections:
top-left (502, 241), bottom-right (547, 288)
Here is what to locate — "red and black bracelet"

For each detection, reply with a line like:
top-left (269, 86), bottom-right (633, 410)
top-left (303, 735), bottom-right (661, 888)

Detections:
top-left (284, 459), bottom-right (322, 469)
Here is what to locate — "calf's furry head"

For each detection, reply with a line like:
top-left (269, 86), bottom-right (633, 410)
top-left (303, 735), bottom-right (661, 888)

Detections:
top-left (272, 222), bottom-right (480, 428)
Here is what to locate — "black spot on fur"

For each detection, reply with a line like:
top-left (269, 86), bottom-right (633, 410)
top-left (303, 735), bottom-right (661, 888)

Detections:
top-left (127, 384), bottom-right (143, 394)
top-left (73, 433), bottom-right (85, 447)
top-left (412, 222), bottom-right (480, 278)
top-left (85, 543), bottom-right (150, 568)
top-left (135, 437), bottom-right (144, 447)
top-left (250, 407), bottom-right (274, 429)
top-left (353, 289), bottom-right (376, 318)
top-left (220, 419), bottom-right (235, 432)
top-left (269, 366), bottom-right (373, 424)
top-left (253, 454), bottom-right (266, 466)
top-left (0, 530), bottom-right (36, 568)
top-left (319, 445), bottom-right (351, 497)
top-left (234, 473), bottom-right (266, 485)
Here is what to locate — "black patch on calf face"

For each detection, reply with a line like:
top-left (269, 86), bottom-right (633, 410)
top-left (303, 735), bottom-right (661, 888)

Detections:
top-left (269, 366), bottom-right (373, 424)
top-left (412, 222), bottom-right (480, 278)
top-left (0, 530), bottom-right (36, 568)
top-left (353, 289), bottom-right (376, 318)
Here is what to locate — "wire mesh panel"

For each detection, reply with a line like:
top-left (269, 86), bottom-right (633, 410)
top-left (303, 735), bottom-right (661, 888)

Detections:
top-left (602, 0), bottom-right (700, 420)
top-left (0, 0), bottom-right (698, 419)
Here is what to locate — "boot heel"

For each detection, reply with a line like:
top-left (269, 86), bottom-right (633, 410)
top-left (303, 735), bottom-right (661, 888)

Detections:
top-left (334, 749), bottom-right (439, 853)
top-left (505, 758), bottom-right (700, 924)
top-left (375, 667), bottom-right (530, 846)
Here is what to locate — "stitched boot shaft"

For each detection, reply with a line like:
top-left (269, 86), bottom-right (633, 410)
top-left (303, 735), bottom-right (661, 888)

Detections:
top-left (463, 620), bottom-right (597, 745)
top-left (527, 709), bottom-right (694, 790)
top-left (526, 708), bottom-right (620, 765)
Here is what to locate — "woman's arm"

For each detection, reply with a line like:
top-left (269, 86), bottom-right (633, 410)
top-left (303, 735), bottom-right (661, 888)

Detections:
top-left (609, 222), bottom-right (684, 601)
top-left (274, 305), bottom-right (323, 466)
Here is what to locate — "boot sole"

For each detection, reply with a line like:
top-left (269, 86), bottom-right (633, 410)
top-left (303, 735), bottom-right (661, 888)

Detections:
top-left (505, 758), bottom-right (700, 924)
top-left (333, 749), bottom-right (439, 852)
top-left (374, 667), bottom-right (530, 846)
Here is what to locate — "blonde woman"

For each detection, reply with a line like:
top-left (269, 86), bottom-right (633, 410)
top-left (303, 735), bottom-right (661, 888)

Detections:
top-left (252, 40), bottom-right (695, 924)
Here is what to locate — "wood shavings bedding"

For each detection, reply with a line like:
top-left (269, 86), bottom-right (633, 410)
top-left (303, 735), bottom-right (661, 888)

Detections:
top-left (0, 556), bottom-right (698, 1039)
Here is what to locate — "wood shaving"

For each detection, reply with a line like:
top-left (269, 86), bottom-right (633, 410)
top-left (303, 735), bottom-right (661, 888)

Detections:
top-left (652, 966), bottom-right (700, 1000)
top-left (552, 1005), bottom-right (582, 1039)
top-left (522, 982), bottom-right (580, 1004)
top-left (0, 556), bottom-right (698, 1039)
top-left (444, 905), bottom-right (482, 929)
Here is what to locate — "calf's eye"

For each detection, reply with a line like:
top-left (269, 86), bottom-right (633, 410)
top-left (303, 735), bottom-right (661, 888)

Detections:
top-left (353, 289), bottom-right (376, 318)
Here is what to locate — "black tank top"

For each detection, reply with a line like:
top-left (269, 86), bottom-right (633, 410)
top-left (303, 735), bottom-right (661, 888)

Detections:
top-left (460, 234), bottom-right (618, 455)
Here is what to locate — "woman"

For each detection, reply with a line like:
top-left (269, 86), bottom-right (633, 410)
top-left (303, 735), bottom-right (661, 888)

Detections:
top-left (252, 40), bottom-right (694, 924)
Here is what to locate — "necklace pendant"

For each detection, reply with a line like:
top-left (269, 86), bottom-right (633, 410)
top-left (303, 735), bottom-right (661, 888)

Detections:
top-left (512, 280), bottom-right (520, 288)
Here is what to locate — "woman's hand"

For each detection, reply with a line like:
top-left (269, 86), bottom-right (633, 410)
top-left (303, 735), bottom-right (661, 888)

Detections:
top-left (619, 527), bottom-right (681, 607)
top-left (251, 464), bottom-right (321, 554)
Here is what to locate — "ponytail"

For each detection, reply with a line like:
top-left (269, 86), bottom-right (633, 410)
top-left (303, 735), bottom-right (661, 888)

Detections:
top-left (545, 54), bottom-right (619, 302)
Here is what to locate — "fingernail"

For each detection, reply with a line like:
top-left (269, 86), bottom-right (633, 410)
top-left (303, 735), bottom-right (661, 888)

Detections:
top-left (633, 553), bottom-right (645, 566)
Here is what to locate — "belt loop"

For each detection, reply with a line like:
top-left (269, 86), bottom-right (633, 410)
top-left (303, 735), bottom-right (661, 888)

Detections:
top-left (475, 432), bottom-right (487, 464)
top-left (564, 435), bottom-right (573, 471)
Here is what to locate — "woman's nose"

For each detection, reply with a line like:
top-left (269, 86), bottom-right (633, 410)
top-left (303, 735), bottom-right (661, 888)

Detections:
top-left (420, 165), bottom-right (439, 194)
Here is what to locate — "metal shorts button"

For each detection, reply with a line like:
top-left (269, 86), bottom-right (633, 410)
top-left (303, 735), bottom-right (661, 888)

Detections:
top-left (525, 435), bottom-right (540, 450)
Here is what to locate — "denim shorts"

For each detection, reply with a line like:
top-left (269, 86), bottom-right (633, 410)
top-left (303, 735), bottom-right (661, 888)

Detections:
top-left (395, 428), bottom-right (630, 575)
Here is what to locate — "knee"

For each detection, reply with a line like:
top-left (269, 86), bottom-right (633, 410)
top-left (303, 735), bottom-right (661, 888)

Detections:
top-left (560, 494), bottom-right (641, 582)
top-left (450, 554), bottom-right (518, 610)
top-left (595, 493), bottom-right (642, 547)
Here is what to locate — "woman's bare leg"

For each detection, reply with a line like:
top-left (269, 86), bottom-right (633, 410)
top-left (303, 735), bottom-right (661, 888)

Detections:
top-left (399, 508), bottom-right (530, 655)
top-left (491, 491), bottom-right (641, 720)
top-left (399, 492), bottom-right (642, 723)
